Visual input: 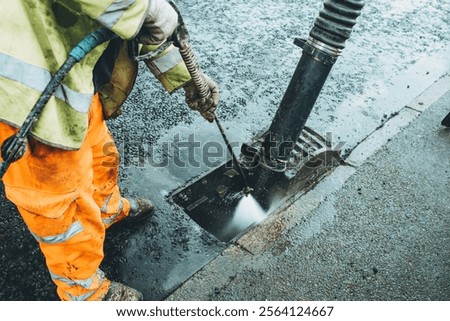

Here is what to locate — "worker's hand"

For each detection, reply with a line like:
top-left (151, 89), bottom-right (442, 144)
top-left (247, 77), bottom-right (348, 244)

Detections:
top-left (184, 75), bottom-right (220, 122)
top-left (138, 0), bottom-right (178, 45)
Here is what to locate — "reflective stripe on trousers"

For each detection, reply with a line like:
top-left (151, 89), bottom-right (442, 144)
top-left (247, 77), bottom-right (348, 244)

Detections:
top-left (0, 94), bottom-right (131, 300)
top-left (51, 269), bottom-right (107, 301)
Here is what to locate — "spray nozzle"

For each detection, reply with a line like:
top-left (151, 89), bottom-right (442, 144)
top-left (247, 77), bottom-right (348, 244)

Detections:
top-left (243, 186), bottom-right (254, 196)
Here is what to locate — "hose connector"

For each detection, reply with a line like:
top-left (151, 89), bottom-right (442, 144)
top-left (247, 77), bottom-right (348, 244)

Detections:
top-left (70, 28), bottom-right (116, 61)
top-left (310, 0), bottom-right (365, 51)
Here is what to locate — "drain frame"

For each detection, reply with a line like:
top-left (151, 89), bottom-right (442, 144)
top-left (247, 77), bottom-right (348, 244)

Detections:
top-left (170, 127), bottom-right (342, 243)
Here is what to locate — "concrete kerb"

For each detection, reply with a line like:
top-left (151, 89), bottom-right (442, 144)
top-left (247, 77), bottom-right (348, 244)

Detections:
top-left (166, 72), bottom-right (450, 300)
top-left (346, 72), bottom-right (450, 168)
top-left (407, 73), bottom-right (450, 113)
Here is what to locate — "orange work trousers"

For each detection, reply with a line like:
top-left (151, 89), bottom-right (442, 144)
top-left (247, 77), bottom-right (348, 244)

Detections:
top-left (0, 94), bottom-right (130, 301)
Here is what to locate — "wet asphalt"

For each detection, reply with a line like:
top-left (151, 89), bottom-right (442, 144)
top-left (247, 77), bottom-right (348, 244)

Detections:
top-left (0, 0), bottom-right (449, 300)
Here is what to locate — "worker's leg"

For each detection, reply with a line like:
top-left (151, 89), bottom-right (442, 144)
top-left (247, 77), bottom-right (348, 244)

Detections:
top-left (87, 94), bottom-right (131, 228)
top-left (0, 120), bottom-right (110, 301)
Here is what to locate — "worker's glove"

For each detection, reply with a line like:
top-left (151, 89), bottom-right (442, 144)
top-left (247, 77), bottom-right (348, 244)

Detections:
top-left (138, 0), bottom-right (178, 45)
top-left (184, 75), bottom-right (220, 122)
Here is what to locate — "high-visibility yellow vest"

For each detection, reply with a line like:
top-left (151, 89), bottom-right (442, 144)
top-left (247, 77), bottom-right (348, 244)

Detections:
top-left (0, 0), bottom-right (148, 150)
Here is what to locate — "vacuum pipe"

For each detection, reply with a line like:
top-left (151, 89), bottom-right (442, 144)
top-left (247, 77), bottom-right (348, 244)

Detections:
top-left (263, 0), bottom-right (365, 164)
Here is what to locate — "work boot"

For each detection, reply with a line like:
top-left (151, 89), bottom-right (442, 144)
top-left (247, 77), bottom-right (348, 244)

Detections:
top-left (103, 282), bottom-right (143, 301)
top-left (125, 197), bottom-right (155, 223)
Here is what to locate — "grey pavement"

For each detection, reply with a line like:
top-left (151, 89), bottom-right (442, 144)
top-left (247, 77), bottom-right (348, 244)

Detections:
top-left (167, 80), bottom-right (450, 301)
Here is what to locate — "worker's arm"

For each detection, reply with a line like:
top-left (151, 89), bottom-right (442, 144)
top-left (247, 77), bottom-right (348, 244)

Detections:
top-left (59, 0), bottom-right (218, 121)
top-left (55, 0), bottom-right (177, 42)
top-left (138, 0), bottom-right (178, 45)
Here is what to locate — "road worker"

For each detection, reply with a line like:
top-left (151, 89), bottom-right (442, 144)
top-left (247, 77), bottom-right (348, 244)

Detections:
top-left (0, 0), bottom-right (219, 301)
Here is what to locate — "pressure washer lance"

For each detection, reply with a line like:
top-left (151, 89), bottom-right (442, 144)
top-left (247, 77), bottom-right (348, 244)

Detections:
top-left (168, 1), bottom-right (253, 196)
top-left (0, 28), bottom-right (117, 179)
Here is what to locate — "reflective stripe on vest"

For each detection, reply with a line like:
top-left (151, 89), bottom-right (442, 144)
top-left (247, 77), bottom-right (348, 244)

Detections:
top-left (51, 269), bottom-right (106, 301)
top-left (97, 0), bottom-right (137, 29)
top-left (31, 221), bottom-right (83, 245)
top-left (0, 52), bottom-right (92, 113)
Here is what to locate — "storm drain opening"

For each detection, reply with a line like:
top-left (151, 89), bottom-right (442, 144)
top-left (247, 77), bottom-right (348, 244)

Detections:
top-left (171, 127), bottom-right (342, 243)
top-left (171, 160), bottom-right (262, 243)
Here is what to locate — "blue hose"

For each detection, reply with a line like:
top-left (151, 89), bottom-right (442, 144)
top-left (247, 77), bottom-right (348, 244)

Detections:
top-left (70, 28), bottom-right (116, 61)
